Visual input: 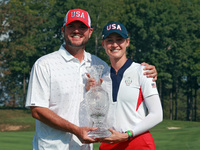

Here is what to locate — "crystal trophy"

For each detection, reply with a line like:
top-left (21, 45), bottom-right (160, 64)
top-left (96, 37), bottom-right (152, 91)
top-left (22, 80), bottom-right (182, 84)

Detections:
top-left (85, 65), bottom-right (111, 138)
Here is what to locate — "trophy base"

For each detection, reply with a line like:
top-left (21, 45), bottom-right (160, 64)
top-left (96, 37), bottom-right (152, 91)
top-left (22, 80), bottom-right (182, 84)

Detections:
top-left (88, 128), bottom-right (112, 139)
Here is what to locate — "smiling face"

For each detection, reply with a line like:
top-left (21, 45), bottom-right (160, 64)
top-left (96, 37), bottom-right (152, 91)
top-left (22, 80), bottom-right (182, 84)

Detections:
top-left (102, 33), bottom-right (130, 61)
top-left (62, 21), bottom-right (93, 50)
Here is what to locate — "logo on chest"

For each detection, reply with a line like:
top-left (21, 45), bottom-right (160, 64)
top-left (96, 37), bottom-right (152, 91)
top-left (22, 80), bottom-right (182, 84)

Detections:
top-left (125, 77), bottom-right (132, 86)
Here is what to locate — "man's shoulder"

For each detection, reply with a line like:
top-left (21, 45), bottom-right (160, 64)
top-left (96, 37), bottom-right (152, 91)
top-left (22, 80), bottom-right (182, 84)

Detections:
top-left (85, 52), bottom-right (110, 75)
top-left (36, 51), bottom-right (59, 63)
top-left (90, 54), bottom-right (104, 62)
top-left (33, 51), bottom-right (60, 69)
top-left (86, 52), bottom-right (108, 65)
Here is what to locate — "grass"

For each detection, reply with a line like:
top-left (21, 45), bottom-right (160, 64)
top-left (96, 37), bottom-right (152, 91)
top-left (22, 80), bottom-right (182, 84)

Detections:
top-left (0, 109), bottom-right (200, 150)
top-left (151, 120), bottom-right (200, 150)
top-left (0, 131), bottom-right (34, 150)
top-left (0, 109), bottom-right (35, 131)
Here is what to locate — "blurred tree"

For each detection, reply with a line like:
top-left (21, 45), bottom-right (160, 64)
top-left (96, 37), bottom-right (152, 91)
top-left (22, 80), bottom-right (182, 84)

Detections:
top-left (0, 0), bottom-right (46, 107)
top-left (123, 0), bottom-right (200, 120)
top-left (0, 0), bottom-right (200, 122)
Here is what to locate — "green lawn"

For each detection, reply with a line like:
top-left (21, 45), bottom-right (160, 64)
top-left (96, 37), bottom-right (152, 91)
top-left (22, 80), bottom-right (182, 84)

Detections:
top-left (0, 109), bottom-right (35, 131)
top-left (0, 131), bottom-right (34, 150)
top-left (152, 121), bottom-right (200, 150)
top-left (0, 109), bottom-right (200, 150)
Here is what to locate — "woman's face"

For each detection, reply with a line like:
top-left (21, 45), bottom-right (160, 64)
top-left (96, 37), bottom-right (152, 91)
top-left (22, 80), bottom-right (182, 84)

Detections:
top-left (102, 33), bottom-right (130, 61)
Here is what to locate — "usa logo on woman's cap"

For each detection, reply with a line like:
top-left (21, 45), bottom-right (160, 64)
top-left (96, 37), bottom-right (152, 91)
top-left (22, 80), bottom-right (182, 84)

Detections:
top-left (63, 8), bottom-right (91, 27)
top-left (102, 22), bottom-right (128, 40)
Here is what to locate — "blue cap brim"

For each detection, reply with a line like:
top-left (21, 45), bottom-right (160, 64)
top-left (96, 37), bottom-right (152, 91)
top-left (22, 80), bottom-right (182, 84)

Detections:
top-left (102, 30), bottom-right (128, 40)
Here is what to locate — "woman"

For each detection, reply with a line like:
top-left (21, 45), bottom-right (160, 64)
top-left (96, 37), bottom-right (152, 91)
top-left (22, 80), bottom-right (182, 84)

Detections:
top-left (95, 22), bottom-right (163, 150)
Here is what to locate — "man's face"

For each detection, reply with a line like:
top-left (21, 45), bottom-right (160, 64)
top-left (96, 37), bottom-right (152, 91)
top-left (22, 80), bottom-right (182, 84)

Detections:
top-left (62, 21), bottom-right (93, 48)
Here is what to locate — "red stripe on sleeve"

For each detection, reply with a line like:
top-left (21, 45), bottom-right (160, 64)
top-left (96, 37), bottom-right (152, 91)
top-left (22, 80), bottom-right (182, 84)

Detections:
top-left (136, 88), bottom-right (144, 111)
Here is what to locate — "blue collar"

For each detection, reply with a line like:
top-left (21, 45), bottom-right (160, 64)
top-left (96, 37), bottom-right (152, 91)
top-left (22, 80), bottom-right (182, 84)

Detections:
top-left (110, 59), bottom-right (133, 102)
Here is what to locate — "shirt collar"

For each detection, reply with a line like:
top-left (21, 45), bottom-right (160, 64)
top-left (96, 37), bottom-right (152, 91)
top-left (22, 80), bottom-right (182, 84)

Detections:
top-left (58, 44), bottom-right (92, 63)
top-left (111, 58), bottom-right (133, 75)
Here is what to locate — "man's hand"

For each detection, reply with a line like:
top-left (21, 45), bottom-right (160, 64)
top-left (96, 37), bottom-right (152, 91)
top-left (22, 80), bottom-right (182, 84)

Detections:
top-left (30, 107), bottom-right (98, 144)
top-left (86, 73), bottom-right (103, 91)
top-left (75, 126), bottom-right (98, 144)
top-left (141, 62), bottom-right (157, 82)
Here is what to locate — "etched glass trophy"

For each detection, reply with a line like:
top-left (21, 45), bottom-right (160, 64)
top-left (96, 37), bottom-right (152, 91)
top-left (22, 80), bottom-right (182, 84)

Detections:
top-left (85, 65), bottom-right (111, 138)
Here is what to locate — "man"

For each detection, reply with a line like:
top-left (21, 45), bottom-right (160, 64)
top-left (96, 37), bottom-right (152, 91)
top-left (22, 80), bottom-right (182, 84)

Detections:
top-left (26, 8), bottom-right (157, 150)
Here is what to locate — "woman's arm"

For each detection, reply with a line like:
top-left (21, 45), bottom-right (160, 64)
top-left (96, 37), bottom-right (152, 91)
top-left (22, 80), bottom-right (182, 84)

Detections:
top-left (96, 95), bottom-right (163, 143)
top-left (132, 94), bottom-right (163, 136)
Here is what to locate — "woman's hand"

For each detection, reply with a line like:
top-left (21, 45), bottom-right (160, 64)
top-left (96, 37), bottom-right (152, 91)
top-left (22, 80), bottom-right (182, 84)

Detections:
top-left (95, 128), bottom-right (129, 144)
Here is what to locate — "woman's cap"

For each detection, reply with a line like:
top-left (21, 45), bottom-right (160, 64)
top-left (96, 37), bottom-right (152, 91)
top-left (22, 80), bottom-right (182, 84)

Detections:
top-left (102, 22), bottom-right (128, 40)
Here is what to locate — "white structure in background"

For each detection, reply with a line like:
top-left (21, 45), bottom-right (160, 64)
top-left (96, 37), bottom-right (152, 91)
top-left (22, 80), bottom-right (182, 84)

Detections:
top-left (0, 20), bottom-right (10, 41)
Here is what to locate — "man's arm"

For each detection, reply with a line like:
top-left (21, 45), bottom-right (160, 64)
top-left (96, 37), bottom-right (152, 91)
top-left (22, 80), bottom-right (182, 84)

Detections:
top-left (31, 106), bottom-right (97, 144)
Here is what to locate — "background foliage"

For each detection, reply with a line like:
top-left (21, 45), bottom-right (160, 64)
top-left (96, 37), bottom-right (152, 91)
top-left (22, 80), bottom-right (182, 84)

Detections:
top-left (0, 0), bottom-right (200, 121)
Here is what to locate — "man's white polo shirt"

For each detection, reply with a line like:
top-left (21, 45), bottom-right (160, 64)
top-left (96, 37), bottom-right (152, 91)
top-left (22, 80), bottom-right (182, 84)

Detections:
top-left (26, 45), bottom-right (110, 150)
